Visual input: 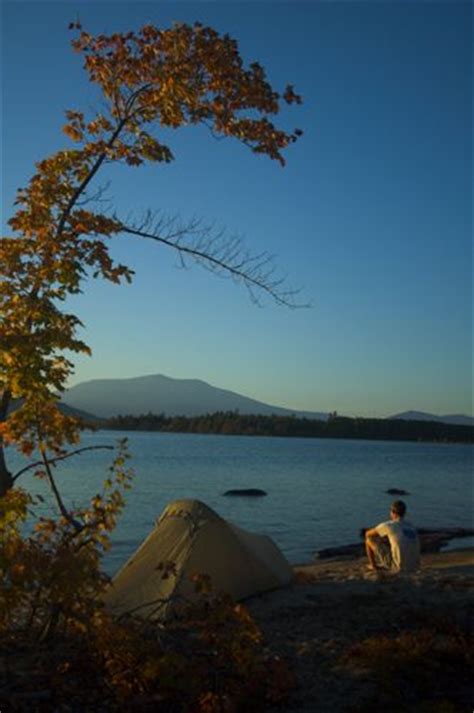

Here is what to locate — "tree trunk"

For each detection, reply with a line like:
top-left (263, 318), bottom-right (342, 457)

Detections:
top-left (0, 446), bottom-right (13, 497)
top-left (0, 388), bottom-right (13, 497)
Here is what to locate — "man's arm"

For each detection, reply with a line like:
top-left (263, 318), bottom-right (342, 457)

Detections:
top-left (365, 526), bottom-right (380, 540)
top-left (364, 525), bottom-right (383, 569)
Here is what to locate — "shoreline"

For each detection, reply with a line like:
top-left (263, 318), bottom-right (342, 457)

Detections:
top-left (294, 545), bottom-right (474, 580)
top-left (101, 423), bottom-right (474, 445)
top-left (314, 526), bottom-right (474, 560)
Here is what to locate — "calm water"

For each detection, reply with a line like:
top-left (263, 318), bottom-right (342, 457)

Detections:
top-left (9, 431), bottom-right (473, 574)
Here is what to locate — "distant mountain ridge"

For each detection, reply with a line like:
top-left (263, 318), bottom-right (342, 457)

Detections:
top-left (63, 374), bottom-right (473, 426)
top-left (388, 410), bottom-right (474, 427)
top-left (63, 374), bottom-right (329, 420)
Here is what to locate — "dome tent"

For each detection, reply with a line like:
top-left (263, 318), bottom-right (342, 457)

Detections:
top-left (104, 499), bottom-right (293, 620)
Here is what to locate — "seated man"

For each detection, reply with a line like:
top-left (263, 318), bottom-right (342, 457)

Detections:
top-left (365, 500), bottom-right (420, 573)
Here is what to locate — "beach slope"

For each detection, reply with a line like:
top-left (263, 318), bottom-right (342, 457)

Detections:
top-left (247, 548), bottom-right (473, 712)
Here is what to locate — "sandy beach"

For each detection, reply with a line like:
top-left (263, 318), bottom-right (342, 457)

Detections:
top-left (247, 548), bottom-right (474, 712)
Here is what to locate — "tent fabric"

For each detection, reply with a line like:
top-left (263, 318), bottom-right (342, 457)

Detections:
top-left (104, 499), bottom-right (293, 620)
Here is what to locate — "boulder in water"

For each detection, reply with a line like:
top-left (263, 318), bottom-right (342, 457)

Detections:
top-left (385, 488), bottom-right (410, 495)
top-left (223, 488), bottom-right (267, 497)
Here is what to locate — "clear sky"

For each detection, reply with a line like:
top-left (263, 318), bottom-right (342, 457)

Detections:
top-left (2, 1), bottom-right (472, 417)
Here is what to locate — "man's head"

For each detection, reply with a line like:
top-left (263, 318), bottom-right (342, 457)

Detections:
top-left (390, 500), bottom-right (406, 519)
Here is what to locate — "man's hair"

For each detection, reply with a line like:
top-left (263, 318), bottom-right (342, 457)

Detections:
top-left (391, 500), bottom-right (406, 517)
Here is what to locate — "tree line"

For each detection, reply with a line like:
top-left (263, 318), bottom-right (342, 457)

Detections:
top-left (104, 411), bottom-right (474, 443)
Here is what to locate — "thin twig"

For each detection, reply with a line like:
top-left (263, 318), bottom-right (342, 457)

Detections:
top-left (12, 445), bottom-right (114, 482)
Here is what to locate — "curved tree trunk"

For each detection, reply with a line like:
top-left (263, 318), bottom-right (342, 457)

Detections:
top-left (0, 388), bottom-right (13, 497)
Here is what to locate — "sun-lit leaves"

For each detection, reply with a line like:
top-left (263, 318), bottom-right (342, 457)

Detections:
top-left (63, 123), bottom-right (84, 142)
top-left (0, 487), bottom-right (31, 538)
top-left (68, 21), bottom-right (302, 163)
top-left (1, 440), bottom-right (133, 635)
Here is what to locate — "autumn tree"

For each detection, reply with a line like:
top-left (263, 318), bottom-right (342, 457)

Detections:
top-left (0, 23), bottom-right (302, 707)
top-left (0, 20), bottom-right (302, 499)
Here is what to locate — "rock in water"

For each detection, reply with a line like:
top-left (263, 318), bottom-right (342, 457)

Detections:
top-left (386, 488), bottom-right (410, 495)
top-left (223, 488), bottom-right (267, 497)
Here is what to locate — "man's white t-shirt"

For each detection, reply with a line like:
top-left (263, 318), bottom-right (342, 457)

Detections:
top-left (375, 519), bottom-right (420, 572)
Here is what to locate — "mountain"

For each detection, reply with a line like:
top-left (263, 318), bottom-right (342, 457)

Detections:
top-left (388, 411), bottom-right (474, 427)
top-left (62, 376), bottom-right (473, 425)
top-left (7, 398), bottom-right (99, 423)
top-left (58, 402), bottom-right (101, 422)
top-left (63, 374), bottom-right (329, 420)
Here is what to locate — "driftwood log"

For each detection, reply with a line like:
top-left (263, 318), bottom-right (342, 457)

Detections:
top-left (316, 527), bottom-right (474, 560)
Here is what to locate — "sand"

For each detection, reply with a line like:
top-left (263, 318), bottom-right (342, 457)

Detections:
top-left (246, 548), bottom-right (474, 712)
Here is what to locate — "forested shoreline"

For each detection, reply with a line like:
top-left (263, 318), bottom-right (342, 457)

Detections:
top-left (103, 411), bottom-right (474, 443)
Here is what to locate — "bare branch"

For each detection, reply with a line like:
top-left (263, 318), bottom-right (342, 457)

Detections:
top-left (12, 445), bottom-right (114, 483)
top-left (116, 212), bottom-right (308, 308)
top-left (38, 448), bottom-right (81, 529)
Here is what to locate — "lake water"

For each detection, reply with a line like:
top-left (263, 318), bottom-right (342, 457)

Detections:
top-left (8, 431), bottom-right (473, 575)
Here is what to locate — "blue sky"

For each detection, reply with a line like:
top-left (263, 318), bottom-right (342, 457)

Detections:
top-left (2, 1), bottom-right (472, 417)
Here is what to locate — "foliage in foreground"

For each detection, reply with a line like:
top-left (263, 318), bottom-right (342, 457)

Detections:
top-left (2, 587), bottom-right (293, 712)
top-left (1, 443), bottom-right (293, 711)
top-left (339, 614), bottom-right (473, 713)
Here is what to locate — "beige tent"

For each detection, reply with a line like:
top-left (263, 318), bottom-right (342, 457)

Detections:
top-left (104, 499), bottom-right (293, 620)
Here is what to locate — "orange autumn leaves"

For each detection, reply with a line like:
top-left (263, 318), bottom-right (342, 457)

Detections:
top-left (68, 21), bottom-right (302, 164)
